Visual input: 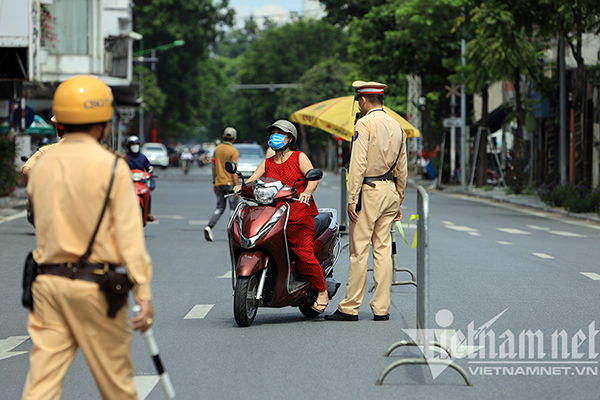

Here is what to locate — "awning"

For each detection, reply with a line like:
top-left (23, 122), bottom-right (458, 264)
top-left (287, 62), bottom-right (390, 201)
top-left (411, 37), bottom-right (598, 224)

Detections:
top-left (470, 105), bottom-right (511, 137)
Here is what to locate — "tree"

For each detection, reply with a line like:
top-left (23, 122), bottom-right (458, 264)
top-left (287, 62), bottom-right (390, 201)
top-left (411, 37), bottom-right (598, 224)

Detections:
top-left (133, 0), bottom-right (234, 139)
top-left (221, 18), bottom-right (349, 142)
top-left (340, 0), bottom-right (465, 149)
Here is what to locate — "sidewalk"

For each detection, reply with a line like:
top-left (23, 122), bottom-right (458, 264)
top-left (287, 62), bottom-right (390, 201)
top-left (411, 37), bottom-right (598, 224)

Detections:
top-left (407, 177), bottom-right (600, 225)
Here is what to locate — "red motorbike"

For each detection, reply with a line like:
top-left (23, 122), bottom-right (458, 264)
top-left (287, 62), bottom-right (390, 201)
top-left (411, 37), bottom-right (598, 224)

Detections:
top-left (225, 161), bottom-right (342, 327)
top-left (131, 169), bottom-right (152, 226)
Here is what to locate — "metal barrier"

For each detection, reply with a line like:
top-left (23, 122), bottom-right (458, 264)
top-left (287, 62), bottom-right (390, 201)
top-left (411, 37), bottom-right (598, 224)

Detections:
top-left (376, 186), bottom-right (473, 387)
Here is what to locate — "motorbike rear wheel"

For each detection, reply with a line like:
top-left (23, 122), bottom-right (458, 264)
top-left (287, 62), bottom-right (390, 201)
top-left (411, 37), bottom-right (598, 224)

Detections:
top-left (234, 274), bottom-right (259, 327)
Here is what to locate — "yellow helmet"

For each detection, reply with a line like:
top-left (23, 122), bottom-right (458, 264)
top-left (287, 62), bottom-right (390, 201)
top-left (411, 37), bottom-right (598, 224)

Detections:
top-left (53, 75), bottom-right (114, 124)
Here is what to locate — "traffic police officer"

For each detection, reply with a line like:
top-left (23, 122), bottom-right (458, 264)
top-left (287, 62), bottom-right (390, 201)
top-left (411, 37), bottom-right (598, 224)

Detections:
top-left (22, 75), bottom-right (154, 399)
top-left (325, 80), bottom-right (407, 321)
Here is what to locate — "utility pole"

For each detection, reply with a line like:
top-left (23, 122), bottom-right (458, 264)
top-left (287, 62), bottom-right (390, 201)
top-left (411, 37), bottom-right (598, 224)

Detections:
top-left (559, 35), bottom-right (567, 183)
top-left (460, 39), bottom-right (467, 187)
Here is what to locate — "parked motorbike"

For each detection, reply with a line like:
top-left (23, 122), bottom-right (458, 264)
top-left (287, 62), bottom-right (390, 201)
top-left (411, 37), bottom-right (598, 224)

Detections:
top-left (131, 169), bottom-right (152, 226)
top-left (225, 161), bottom-right (342, 327)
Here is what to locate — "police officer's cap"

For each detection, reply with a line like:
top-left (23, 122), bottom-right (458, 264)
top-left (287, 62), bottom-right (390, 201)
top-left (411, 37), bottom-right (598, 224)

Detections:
top-left (352, 80), bottom-right (387, 95)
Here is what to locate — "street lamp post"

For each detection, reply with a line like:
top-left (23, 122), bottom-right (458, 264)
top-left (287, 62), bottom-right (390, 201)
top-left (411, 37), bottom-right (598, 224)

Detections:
top-left (134, 39), bottom-right (185, 143)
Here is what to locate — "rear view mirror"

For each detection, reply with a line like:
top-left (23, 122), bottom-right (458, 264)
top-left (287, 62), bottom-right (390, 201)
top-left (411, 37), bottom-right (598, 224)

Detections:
top-left (305, 169), bottom-right (323, 181)
top-left (225, 161), bottom-right (237, 174)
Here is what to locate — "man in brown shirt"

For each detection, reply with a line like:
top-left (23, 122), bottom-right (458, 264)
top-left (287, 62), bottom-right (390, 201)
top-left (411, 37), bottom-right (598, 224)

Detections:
top-left (22, 75), bottom-right (153, 400)
top-left (204, 127), bottom-right (239, 241)
top-left (326, 80), bottom-right (407, 322)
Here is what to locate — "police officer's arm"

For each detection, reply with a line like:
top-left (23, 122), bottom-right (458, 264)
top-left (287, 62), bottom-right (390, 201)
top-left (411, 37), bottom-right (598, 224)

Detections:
top-left (347, 120), bottom-right (370, 204)
top-left (110, 159), bottom-right (153, 318)
top-left (394, 128), bottom-right (408, 206)
top-left (21, 144), bottom-right (54, 181)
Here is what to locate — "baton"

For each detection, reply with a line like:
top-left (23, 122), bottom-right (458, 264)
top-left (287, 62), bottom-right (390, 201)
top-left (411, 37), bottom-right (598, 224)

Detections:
top-left (132, 305), bottom-right (176, 399)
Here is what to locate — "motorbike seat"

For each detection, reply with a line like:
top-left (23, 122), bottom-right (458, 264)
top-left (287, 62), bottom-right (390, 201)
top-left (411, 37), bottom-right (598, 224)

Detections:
top-left (313, 212), bottom-right (331, 239)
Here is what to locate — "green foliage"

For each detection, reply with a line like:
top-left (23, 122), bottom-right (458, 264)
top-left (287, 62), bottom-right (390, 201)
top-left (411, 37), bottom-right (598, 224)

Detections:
top-left (133, 0), bottom-right (234, 137)
top-left (0, 137), bottom-right (19, 196)
top-left (222, 19), bottom-right (350, 142)
top-left (538, 181), bottom-right (600, 214)
top-left (505, 157), bottom-right (529, 194)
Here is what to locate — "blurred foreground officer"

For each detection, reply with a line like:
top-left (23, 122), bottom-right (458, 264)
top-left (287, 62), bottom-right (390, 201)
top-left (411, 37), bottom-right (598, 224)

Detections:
top-left (325, 81), bottom-right (407, 322)
top-left (22, 75), bottom-right (154, 400)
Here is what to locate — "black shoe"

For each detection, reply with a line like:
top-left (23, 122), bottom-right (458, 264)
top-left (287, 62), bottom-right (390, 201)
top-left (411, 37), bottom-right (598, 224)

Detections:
top-left (373, 314), bottom-right (390, 321)
top-left (324, 310), bottom-right (358, 321)
top-left (204, 226), bottom-right (213, 242)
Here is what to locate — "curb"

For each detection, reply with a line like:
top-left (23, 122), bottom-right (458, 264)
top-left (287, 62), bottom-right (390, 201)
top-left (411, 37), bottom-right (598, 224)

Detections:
top-left (407, 178), bottom-right (600, 225)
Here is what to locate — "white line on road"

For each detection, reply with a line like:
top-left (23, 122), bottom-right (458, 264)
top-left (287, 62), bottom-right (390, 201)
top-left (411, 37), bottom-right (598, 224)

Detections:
top-left (217, 271), bottom-right (232, 278)
top-left (527, 225), bottom-right (550, 231)
top-left (134, 375), bottom-right (160, 399)
top-left (0, 211), bottom-right (27, 224)
top-left (154, 215), bottom-right (183, 219)
top-left (497, 228), bottom-right (532, 235)
top-left (189, 220), bottom-right (209, 225)
top-left (184, 304), bottom-right (214, 319)
top-left (496, 241), bottom-right (513, 245)
top-left (0, 336), bottom-right (29, 361)
top-left (580, 272), bottom-right (600, 280)
top-left (549, 230), bottom-right (587, 238)
top-left (533, 253), bottom-right (554, 259)
top-left (467, 232), bottom-right (481, 236)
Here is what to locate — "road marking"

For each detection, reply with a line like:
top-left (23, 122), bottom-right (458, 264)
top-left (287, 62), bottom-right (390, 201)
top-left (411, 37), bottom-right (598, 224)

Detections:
top-left (528, 225), bottom-right (550, 231)
top-left (399, 223), bottom-right (416, 229)
top-left (467, 232), bottom-right (481, 236)
top-left (184, 304), bottom-right (214, 319)
top-left (580, 272), bottom-right (600, 280)
top-left (331, 186), bottom-right (339, 190)
top-left (0, 211), bottom-right (27, 224)
top-left (533, 253), bottom-right (554, 259)
top-left (134, 375), bottom-right (160, 399)
top-left (497, 228), bottom-right (532, 235)
top-left (442, 221), bottom-right (479, 233)
top-left (0, 336), bottom-right (29, 361)
top-left (496, 241), bottom-right (513, 245)
top-left (549, 230), bottom-right (587, 238)
top-left (217, 271), bottom-right (232, 278)
top-left (155, 215), bottom-right (183, 219)
top-left (189, 220), bottom-right (209, 225)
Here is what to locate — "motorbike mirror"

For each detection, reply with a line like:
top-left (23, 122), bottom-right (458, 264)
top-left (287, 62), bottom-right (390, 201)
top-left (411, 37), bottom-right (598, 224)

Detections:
top-left (225, 161), bottom-right (237, 174)
top-left (21, 156), bottom-right (28, 162)
top-left (305, 169), bottom-right (323, 181)
top-left (148, 166), bottom-right (154, 173)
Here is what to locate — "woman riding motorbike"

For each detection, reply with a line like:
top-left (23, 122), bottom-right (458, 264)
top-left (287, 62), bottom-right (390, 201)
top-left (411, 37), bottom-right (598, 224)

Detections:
top-left (233, 120), bottom-right (329, 314)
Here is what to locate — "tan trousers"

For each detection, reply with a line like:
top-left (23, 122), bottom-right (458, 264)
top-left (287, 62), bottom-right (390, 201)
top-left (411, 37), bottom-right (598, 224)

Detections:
top-left (338, 180), bottom-right (400, 316)
top-left (22, 274), bottom-right (137, 400)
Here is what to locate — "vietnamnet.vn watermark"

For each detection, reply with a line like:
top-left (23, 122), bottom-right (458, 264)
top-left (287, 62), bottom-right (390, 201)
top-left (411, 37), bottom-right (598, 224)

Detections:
top-left (402, 309), bottom-right (599, 379)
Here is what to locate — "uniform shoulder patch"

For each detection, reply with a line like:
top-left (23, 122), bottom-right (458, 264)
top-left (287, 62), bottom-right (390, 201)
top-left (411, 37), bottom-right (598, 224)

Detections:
top-left (353, 131), bottom-right (359, 141)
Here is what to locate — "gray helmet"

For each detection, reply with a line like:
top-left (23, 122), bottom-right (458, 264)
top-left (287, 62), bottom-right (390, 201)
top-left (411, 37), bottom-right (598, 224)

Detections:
top-left (266, 120), bottom-right (297, 141)
top-left (223, 127), bottom-right (237, 139)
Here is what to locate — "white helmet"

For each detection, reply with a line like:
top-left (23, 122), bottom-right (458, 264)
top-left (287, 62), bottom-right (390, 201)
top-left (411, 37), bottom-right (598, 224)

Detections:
top-left (223, 127), bottom-right (237, 139)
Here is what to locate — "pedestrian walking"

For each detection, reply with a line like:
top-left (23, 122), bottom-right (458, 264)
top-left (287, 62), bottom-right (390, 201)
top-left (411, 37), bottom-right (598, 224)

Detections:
top-left (325, 80), bottom-right (407, 322)
top-left (204, 127), bottom-right (240, 241)
top-left (22, 75), bottom-right (154, 400)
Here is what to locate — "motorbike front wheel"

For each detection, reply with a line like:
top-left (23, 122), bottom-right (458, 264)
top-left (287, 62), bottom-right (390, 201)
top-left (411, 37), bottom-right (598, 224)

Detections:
top-left (233, 274), bottom-right (259, 327)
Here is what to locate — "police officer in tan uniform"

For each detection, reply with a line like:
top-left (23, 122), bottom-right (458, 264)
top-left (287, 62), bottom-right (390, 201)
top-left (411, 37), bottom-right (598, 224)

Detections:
top-left (22, 75), bottom-right (154, 399)
top-left (325, 81), bottom-right (407, 321)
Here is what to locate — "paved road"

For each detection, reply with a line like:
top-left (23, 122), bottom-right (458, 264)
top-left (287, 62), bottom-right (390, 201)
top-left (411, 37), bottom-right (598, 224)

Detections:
top-left (1, 163), bottom-right (600, 399)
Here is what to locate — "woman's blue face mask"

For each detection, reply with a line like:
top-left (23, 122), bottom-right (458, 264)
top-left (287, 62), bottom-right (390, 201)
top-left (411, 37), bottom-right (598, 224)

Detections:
top-left (268, 133), bottom-right (287, 151)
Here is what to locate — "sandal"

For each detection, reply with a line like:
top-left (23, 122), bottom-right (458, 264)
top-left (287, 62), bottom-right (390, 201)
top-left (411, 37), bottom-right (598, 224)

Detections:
top-left (311, 301), bottom-right (328, 314)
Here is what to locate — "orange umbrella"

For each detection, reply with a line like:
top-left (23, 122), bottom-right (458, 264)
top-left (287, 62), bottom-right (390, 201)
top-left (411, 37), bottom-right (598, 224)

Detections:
top-left (290, 96), bottom-right (420, 141)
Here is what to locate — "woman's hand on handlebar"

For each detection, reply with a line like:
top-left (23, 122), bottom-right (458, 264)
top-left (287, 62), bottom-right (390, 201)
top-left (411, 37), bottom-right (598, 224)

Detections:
top-left (298, 192), bottom-right (311, 205)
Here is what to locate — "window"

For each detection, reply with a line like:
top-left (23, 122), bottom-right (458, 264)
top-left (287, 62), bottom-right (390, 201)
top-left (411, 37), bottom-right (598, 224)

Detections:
top-left (48, 0), bottom-right (89, 55)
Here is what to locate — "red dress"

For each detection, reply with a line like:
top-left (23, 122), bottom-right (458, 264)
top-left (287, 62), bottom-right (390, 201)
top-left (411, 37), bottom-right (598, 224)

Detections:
top-left (264, 152), bottom-right (326, 292)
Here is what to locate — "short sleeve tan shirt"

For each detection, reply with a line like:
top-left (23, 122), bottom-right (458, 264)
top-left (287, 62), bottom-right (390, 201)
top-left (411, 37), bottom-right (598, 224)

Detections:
top-left (347, 109), bottom-right (408, 205)
top-left (213, 142), bottom-right (239, 186)
top-left (27, 133), bottom-right (153, 301)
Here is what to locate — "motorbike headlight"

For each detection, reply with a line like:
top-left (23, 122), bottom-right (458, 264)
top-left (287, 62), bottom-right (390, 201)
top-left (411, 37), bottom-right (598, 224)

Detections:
top-left (131, 172), bottom-right (144, 182)
top-left (254, 185), bottom-right (278, 205)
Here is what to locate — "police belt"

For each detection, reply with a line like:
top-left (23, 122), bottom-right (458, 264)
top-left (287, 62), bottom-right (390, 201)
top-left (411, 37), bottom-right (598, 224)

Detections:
top-left (363, 171), bottom-right (395, 187)
top-left (40, 263), bottom-right (117, 283)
